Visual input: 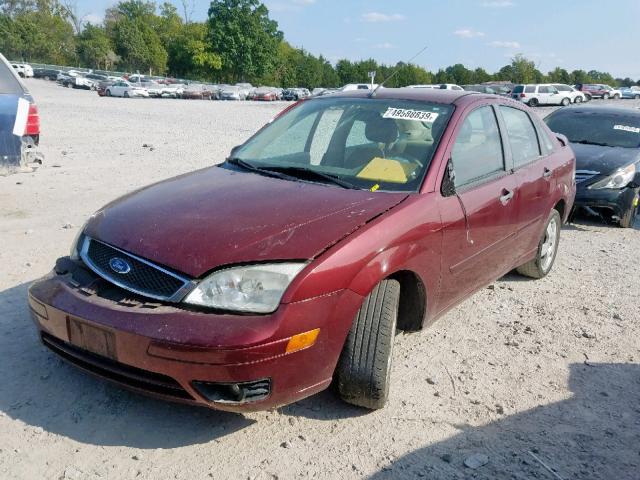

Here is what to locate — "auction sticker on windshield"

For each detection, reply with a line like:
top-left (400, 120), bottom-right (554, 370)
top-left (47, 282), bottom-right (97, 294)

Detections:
top-left (613, 124), bottom-right (640, 134)
top-left (383, 107), bottom-right (439, 123)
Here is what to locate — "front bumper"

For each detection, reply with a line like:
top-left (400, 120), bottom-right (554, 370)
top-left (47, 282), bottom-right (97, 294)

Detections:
top-left (574, 184), bottom-right (638, 219)
top-left (28, 261), bottom-right (363, 412)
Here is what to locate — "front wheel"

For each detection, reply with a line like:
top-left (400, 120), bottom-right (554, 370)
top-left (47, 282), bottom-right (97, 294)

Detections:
top-left (124, 91), bottom-right (129, 98)
top-left (603, 93), bottom-right (610, 100)
top-left (336, 279), bottom-right (400, 410)
top-left (634, 94), bottom-right (640, 100)
top-left (585, 93), bottom-right (592, 101)
top-left (516, 209), bottom-right (561, 279)
top-left (619, 193), bottom-right (639, 228)
top-left (613, 94), bottom-right (620, 99)
top-left (574, 95), bottom-right (583, 103)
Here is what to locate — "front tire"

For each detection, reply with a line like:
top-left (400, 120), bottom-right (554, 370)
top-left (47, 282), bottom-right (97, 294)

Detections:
top-left (619, 193), bottom-right (639, 228)
top-left (336, 279), bottom-right (400, 410)
top-left (603, 93), bottom-right (610, 100)
top-left (613, 94), bottom-right (620, 99)
top-left (516, 209), bottom-right (561, 279)
top-left (124, 91), bottom-right (129, 98)
top-left (634, 94), bottom-right (640, 100)
top-left (585, 93), bottom-right (592, 101)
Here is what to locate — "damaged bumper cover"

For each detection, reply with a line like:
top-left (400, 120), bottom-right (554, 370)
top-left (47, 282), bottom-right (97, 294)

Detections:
top-left (28, 258), bottom-right (364, 412)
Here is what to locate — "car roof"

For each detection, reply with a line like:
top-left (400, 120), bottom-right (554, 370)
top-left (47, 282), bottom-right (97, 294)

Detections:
top-left (321, 87), bottom-right (481, 105)
top-left (550, 104), bottom-right (640, 116)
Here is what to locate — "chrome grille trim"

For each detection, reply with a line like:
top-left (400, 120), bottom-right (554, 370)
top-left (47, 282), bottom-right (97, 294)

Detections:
top-left (79, 237), bottom-right (195, 302)
top-left (575, 170), bottom-right (600, 184)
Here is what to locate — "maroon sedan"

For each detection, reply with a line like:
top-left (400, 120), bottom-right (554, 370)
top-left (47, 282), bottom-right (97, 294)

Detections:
top-left (28, 89), bottom-right (576, 412)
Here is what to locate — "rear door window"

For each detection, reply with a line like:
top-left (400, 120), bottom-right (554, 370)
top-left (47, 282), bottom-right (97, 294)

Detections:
top-left (525, 86), bottom-right (536, 94)
top-left (451, 106), bottom-right (505, 187)
top-left (499, 106), bottom-right (541, 167)
top-left (0, 59), bottom-right (25, 94)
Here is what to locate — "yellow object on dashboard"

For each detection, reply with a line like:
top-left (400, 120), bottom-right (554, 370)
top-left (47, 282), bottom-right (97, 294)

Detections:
top-left (356, 157), bottom-right (417, 184)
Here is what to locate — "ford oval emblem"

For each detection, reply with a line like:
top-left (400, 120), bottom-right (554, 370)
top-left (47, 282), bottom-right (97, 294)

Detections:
top-left (109, 257), bottom-right (131, 274)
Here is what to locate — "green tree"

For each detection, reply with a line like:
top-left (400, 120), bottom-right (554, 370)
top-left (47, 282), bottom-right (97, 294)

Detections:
top-left (509, 54), bottom-right (540, 83)
top-left (472, 67), bottom-right (492, 83)
top-left (208, 0), bottom-right (282, 82)
top-left (445, 63), bottom-right (473, 85)
top-left (548, 67), bottom-right (571, 84)
top-left (77, 23), bottom-right (115, 69)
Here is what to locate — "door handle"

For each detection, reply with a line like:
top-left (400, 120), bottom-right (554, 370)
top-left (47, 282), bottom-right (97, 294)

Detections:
top-left (543, 167), bottom-right (553, 178)
top-left (499, 189), bottom-right (514, 205)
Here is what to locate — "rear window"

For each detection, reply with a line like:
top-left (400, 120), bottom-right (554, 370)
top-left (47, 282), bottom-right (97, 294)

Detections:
top-left (0, 59), bottom-right (25, 94)
top-left (512, 85), bottom-right (524, 94)
top-left (545, 111), bottom-right (640, 149)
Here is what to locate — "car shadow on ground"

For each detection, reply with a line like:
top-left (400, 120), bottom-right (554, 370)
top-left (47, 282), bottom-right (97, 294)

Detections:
top-left (367, 362), bottom-right (640, 480)
top-left (0, 281), bottom-right (257, 449)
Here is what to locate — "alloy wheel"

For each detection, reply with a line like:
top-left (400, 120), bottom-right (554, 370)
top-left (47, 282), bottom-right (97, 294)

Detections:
top-left (540, 217), bottom-right (558, 271)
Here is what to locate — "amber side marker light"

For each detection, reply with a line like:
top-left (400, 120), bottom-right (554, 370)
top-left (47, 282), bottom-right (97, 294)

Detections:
top-left (286, 329), bottom-right (320, 354)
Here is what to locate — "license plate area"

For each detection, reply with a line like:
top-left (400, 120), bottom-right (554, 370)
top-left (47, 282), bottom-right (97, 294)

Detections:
top-left (67, 317), bottom-right (117, 360)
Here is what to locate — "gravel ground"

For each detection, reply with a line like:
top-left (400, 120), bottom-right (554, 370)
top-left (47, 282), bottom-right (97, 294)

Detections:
top-left (1, 80), bottom-right (639, 480)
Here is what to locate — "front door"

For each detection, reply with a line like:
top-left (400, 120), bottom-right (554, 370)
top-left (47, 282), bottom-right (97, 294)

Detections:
top-left (438, 104), bottom-right (519, 310)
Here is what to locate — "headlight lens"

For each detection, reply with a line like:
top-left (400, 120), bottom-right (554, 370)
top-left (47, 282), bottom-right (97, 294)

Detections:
top-left (589, 163), bottom-right (636, 189)
top-left (69, 223), bottom-right (87, 260)
top-left (183, 263), bottom-right (306, 313)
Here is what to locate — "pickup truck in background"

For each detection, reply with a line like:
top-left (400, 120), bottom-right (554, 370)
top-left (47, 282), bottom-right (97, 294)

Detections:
top-left (1, 53), bottom-right (42, 172)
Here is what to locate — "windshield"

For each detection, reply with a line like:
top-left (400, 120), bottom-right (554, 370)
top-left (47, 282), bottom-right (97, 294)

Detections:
top-left (545, 111), bottom-right (640, 148)
top-left (232, 97), bottom-right (453, 192)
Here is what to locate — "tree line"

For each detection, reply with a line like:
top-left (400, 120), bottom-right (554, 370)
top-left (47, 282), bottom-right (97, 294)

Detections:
top-left (1, 0), bottom-right (639, 89)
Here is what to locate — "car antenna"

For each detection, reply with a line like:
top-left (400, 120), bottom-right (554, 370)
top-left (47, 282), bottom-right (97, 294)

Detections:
top-left (369, 45), bottom-right (429, 98)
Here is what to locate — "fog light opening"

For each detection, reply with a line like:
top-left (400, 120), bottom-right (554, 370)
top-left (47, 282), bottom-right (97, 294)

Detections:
top-left (192, 379), bottom-right (271, 404)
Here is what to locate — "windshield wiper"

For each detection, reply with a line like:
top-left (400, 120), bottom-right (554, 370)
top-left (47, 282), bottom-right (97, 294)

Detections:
top-left (262, 166), bottom-right (360, 190)
top-left (573, 140), bottom-right (612, 147)
top-left (226, 157), bottom-right (297, 182)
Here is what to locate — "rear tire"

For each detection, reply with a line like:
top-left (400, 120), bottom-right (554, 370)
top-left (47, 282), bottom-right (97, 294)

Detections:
top-left (124, 91), bottom-right (129, 98)
top-left (106, 90), bottom-right (112, 97)
top-left (528, 98), bottom-right (539, 107)
top-left (561, 97), bottom-right (571, 106)
top-left (585, 93), bottom-right (592, 101)
top-left (603, 93), bottom-right (610, 100)
top-left (574, 96), bottom-right (583, 103)
top-left (516, 209), bottom-right (561, 279)
top-left (613, 94), bottom-right (620, 99)
top-left (336, 279), bottom-right (400, 410)
top-left (634, 94), bottom-right (640, 100)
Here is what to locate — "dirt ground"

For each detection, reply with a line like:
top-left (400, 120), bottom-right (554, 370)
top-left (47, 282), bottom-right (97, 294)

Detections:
top-left (1, 80), bottom-right (639, 480)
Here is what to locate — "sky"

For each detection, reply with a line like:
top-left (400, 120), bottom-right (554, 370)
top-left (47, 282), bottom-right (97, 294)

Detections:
top-left (77, 0), bottom-right (640, 79)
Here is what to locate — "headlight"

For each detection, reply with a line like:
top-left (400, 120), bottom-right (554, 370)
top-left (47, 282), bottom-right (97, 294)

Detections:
top-left (183, 263), bottom-right (306, 313)
top-left (69, 223), bottom-right (87, 260)
top-left (589, 163), bottom-right (636, 189)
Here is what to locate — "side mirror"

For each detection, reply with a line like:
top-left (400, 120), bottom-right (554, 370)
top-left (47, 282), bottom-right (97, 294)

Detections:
top-left (441, 159), bottom-right (457, 197)
top-left (555, 134), bottom-right (568, 147)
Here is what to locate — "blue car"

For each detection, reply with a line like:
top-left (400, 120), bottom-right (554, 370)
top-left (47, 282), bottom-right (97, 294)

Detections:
top-left (620, 86), bottom-right (640, 99)
top-left (0, 53), bottom-right (41, 172)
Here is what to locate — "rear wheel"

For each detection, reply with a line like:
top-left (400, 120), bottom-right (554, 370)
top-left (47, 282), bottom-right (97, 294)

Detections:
top-left (613, 94), bottom-right (620, 99)
top-left (585, 93), bottom-right (592, 101)
top-left (516, 209), bottom-right (561, 279)
top-left (124, 91), bottom-right (129, 98)
top-left (43, 75), bottom-right (49, 81)
top-left (634, 94), bottom-right (640, 100)
top-left (574, 95), bottom-right (583, 103)
top-left (106, 89), bottom-right (112, 97)
top-left (561, 97), bottom-right (571, 106)
top-left (603, 92), bottom-right (610, 100)
top-left (528, 97), bottom-right (539, 107)
top-left (336, 279), bottom-right (400, 410)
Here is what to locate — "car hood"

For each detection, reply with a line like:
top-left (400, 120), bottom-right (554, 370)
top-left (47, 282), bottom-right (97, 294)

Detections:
top-left (570, 143), bottom-right (640, 174)
top-left (85, 166), bottom-right (408, 278)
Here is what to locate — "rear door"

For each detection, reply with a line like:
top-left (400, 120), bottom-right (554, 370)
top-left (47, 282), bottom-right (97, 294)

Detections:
top-left (438, 104), bottom-right (519, 308)
top-left (498, 105), bottom-right (553, 262)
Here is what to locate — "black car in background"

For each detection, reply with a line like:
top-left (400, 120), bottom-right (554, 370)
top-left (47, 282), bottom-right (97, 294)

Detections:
top-left (33, 68), bottom-right (61, 81)
top-left (0, 53), bottom-right (41, 171)
top-left (545, 105), bottom-right (640, 227)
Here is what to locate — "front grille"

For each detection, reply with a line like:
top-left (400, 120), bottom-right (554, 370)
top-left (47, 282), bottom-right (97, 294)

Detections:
top-left (42, 332), bottom-right (193, 400)
top-left (575, 170), bottom-right (600, 185)
top-left (80, 237), bottom-right (192, 302)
